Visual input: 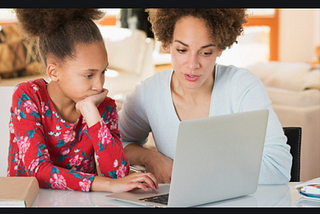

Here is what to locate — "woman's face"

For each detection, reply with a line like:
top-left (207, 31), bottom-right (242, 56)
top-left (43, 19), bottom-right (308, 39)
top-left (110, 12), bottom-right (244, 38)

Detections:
top-left (168, 16), bottom-right (223, 90)
top-left (54, 42), bottom-right (109, 103)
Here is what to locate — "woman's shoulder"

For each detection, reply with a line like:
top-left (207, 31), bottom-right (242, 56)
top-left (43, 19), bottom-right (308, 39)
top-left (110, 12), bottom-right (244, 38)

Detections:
top-left (142, 69), bottom-right (172, 86)
top-left (122, 69), bottom-right (172, 112)
top-left (216, 64), bottom-right (260, 84)
top-left (136, 69), bottom-right (172, 95)
top-left (217, 64), bottom-right (252, 76)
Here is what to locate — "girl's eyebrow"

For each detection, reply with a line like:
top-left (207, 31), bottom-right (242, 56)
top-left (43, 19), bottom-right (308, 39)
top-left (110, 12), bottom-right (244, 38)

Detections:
top-left (174, 40), bottom-right (216, 49)
top-left (82, 63), bottom-right (109, 72)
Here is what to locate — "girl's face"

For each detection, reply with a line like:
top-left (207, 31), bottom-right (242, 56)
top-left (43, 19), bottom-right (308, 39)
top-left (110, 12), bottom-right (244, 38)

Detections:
top-left (52, 42), bottom-right (109, 103)
top-left (168, 16), bottom-right (223, 90)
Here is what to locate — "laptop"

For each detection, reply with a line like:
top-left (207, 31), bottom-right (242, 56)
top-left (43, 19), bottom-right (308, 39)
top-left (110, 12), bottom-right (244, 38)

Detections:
top-left (107, 109), bottom-right (269, 207)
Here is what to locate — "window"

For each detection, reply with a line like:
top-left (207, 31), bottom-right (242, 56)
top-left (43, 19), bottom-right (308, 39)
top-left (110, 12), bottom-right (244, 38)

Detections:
top-left (97, 9), bottom-right (120, 26)
top-left (244, 9), bottom-right (279, 61)
top-left (0, 9), bottom-right (17, 25)
top-left (216, 9), bottom-right (279, 67)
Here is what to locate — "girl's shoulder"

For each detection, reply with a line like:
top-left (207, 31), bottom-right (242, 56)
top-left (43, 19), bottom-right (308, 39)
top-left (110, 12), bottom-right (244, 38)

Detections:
top-left (101, 96), bottom-right (116, 106)
top-left (13, 78), bottom-right (47, 97)
top-left (97, 96), bottom-right (117, 112)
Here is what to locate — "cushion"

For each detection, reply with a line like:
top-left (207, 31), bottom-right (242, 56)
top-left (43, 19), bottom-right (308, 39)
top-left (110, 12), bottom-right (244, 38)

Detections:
top-left (266, 87), bottom-right (320, 106)
top-left (103, 69), bottom-right (143, 97)
top-left (98, 26), bottom-right (147, 75)
top-left (247, 62), bottom-right (320, 92)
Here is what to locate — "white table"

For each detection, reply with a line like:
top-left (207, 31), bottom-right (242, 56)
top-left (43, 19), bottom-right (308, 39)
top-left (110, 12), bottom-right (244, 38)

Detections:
top-left (31, 182), bottom-right (320, 207)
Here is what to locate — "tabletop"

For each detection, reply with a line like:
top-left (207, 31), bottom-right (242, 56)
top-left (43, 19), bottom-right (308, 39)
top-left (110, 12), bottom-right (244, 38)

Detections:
top-left (31, 182), bottom-right (320, 207)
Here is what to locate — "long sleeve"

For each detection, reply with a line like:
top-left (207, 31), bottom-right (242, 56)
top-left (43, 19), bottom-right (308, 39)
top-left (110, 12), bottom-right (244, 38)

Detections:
top-left (8, 86), bottom-right (94, 191)
top-left (230, 68), bottom-right (292, 184)
top-left (89, 100), bottom-right (129, 178)
top-left (118, 83), bottom-right (151, 148)
top-left (7, 79), bottom-right (129, 192)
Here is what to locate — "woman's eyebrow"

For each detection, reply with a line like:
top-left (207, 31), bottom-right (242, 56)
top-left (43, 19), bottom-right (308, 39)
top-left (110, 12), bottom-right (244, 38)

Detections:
top-left (174, 40), bottom-right (189, 47)
top-left (201, 44), bottom-right (216, 48)
top-left (174, 40), bottom-right (216, 48)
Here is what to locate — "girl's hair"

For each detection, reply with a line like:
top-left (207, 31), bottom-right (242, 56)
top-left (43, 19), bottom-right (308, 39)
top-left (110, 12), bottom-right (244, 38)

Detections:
top-left (146, 8), bottom-right (248, 50)
top-left (14, 9), bottom-right (105, 66)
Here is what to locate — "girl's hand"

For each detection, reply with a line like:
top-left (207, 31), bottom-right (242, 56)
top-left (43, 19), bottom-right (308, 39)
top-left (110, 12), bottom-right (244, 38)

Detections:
top-left (75, 89), bottom-right (109, 127)
top-left (76, 88), bottom-right (109, 113)
top-left (109, 172), bottom-right (159, 193)
top-left (85, 88), bottom-right (109, 107)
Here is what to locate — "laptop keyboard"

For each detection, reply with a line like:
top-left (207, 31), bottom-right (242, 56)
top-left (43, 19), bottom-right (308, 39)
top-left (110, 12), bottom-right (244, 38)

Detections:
top-left (139, 193), bottom-right (169, 205)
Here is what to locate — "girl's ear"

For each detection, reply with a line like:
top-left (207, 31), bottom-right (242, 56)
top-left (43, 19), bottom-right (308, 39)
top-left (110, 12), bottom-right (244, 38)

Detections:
top-left (217, 48), bottom-right (223, 57)
top-left (46, 56), bottom-right (61, 81)
top-left (46, 63), bottom-right (59, 82)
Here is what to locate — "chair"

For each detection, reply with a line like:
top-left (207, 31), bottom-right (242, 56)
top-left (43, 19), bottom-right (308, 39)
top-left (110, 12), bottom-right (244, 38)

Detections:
top-left (283, 127), bottom-right (302, 182)
top-left (0, 86), bottom-right (15, 177)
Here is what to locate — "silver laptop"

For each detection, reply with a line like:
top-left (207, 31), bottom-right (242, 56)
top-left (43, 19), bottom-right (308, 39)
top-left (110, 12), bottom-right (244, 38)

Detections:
top-left (107, 109), bottom-right (269, 207)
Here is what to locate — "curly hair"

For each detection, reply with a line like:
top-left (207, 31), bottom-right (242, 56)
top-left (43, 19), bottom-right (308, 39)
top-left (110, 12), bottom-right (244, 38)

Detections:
top-left (14, 9), bottom-right (105, 66)
top-left (146, 8), bottom-right (248, 50)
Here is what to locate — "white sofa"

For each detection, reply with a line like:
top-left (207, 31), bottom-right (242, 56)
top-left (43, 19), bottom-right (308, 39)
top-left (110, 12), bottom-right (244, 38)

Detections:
top-left (246, 62), bottom-right (320, 181)
top-left (98, 26), bottom-right (155, 99)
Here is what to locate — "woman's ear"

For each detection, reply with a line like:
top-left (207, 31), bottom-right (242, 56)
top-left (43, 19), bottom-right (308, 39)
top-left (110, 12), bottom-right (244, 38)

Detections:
top-left (166, 43), bottom-right (171, 52)
top-left (217, 48), bottom-right (223, 57)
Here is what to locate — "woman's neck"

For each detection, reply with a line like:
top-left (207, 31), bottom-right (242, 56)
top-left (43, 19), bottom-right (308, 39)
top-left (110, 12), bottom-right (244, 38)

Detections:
top-left (171, 71), bottom-right (214, 105)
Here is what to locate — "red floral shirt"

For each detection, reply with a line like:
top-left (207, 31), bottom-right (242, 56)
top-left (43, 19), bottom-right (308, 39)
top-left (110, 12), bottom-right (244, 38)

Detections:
top-left (7, 78), bottom-right (129, 191)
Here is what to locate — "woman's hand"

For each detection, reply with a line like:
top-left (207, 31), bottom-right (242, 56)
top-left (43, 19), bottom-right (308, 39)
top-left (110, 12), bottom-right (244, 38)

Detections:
top-left (124, 144), bottom-right (173, 184)
top-left (144, 151), bottom-right (173, 184)
top-left (91, 172), bottom-right (159, 193)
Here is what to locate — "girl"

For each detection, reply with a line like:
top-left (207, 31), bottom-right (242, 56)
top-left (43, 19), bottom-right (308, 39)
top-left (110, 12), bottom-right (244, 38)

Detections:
top-left (7, 9), bottom-right (158, 193)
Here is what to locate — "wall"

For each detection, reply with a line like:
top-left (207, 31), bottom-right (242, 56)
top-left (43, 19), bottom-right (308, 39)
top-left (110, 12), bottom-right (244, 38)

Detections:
top-left (279, 9), bottom-right (320, 63)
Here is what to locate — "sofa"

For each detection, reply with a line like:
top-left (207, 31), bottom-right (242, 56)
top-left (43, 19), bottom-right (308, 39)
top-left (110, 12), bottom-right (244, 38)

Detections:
top-left (98, 26), bottom-right (155, 99)
top-left (246, 62), bottom-right (320, 181)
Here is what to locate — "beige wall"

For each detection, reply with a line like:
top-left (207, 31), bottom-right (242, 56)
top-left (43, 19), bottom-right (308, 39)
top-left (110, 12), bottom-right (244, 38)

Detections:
top-left (279, 9), bottom-right (320, 63)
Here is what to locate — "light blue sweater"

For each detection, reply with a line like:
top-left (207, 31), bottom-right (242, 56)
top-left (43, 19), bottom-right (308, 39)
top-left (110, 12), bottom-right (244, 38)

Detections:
top-left (119, 64), bottom-right (292, 184)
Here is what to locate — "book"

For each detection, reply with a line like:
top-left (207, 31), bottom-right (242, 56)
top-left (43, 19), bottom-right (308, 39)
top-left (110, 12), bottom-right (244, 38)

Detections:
top-left (0, 177), bottom-right (39, 207)
top-left (295, 177), bottom-right (320, 200)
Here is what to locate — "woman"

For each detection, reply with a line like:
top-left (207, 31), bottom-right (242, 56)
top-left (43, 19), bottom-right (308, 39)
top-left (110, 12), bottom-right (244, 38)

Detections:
top-left (119, 9), bottom-right (292, 184)
top-left (7, 9), bottom-right (158, 192)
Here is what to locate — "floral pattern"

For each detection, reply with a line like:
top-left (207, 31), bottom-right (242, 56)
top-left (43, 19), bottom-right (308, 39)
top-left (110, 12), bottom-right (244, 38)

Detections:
top-left (7, 78), bottom-right (129, 191)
